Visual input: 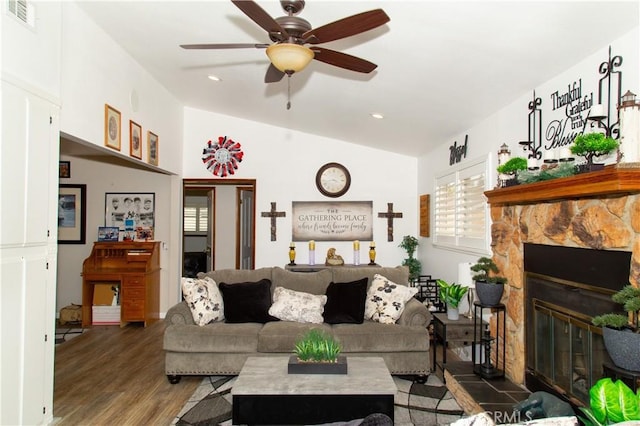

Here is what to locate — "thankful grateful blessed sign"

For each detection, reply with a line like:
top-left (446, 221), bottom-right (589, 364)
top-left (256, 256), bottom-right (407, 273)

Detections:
top-left (292, 201), bottom-right (373, 241)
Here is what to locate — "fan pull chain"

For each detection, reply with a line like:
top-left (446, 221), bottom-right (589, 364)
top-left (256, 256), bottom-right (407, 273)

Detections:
top-left (286, 74), bottom-right (291, 110)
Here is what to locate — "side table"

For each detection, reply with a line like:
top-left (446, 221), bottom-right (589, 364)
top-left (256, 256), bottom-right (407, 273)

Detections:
top-left (431, 312), bottom-right (478, 375)
top-left (473, 302), bottom-right (506, 380)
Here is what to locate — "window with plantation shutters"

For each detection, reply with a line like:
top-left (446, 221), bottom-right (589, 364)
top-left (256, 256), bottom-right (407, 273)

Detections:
top-left (183, 206), bottom-right (208, 233)
top-left (434, 155), bottom-right (490, 254)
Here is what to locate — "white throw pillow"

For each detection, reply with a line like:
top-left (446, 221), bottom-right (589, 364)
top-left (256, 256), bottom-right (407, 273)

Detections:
top-left (268, 287), bottom-right (327, 324)
top-left (181, 276), bottom-right (224, 326)
top-left (364, 274), bottom-right (418, 324)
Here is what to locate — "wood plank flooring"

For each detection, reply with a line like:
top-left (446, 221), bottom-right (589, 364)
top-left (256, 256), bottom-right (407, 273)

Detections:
top-left (53, 321), bottom-right (201, 425)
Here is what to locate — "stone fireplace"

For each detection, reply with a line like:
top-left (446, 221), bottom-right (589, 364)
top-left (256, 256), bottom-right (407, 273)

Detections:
top-left (484, 166), bottom-right (640, 403)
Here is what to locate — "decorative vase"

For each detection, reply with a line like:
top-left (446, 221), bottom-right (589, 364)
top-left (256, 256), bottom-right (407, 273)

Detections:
top-left (602, 327), bottom-right (640, 372)
top-left (475, 281), bottom-right (504, 306)
top-left (447, 306), bottom-right (459, 320)
top-left (287, 355), bottom-right (348, 374)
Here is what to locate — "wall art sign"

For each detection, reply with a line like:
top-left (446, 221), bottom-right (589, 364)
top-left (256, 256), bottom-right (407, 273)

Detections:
top-left (202, 136), bottom-right (244, 177)
top-left (449, 134), bottom-right (468, 165)
top-left (292, 201), bottom-right (373, 241)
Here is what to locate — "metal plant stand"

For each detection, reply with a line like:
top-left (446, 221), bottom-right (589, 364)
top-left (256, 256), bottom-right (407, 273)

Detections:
top-left (473, 301), bottom-right (506, 379)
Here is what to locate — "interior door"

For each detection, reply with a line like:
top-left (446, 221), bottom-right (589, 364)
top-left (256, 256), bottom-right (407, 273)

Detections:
top-left (238, 187), bottom-right (254, 269)
top-left (206, 189), bottom-right (214, 271)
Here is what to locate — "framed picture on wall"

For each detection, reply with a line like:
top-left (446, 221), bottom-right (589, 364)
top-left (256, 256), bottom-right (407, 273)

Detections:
top-left (129, 120), bottom-right (142, 159)
top-left (104, 104), bottom-right (121, 151)
top-left (59, 161), bottom-right (71, 178)
top-left (147, 131), bottom-right (158, 166)
top-left (105, 192), bottom-right (155, 231)
top-left (58, 184), bottom-right (87, 244)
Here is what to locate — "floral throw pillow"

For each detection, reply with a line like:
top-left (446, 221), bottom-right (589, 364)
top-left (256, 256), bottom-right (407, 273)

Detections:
top-left (364, 274), bottom-right (418, 324)
top-left (268, 287), bottom-right (327, 324)
top-left (181, 276), bottom-right (224, 326)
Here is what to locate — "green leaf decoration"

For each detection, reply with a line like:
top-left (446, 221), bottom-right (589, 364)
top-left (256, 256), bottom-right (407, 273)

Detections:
top-left (616, 379), bottom-right (640, 422)
top-left (589, 377), bottom-right (613, 424)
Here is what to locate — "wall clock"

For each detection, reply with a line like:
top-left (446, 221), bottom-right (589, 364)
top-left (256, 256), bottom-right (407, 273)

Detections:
top-left (202, 136), bottom-right (244, 177)
top-left (315, 162), bottom-right (351, 198)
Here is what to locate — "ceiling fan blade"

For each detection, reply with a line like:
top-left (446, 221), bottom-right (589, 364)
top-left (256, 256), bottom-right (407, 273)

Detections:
top-left (312, 47), bottom-right (377, 73)
top-left (303, 9), bottom-right (389, 44)
top-left (265, 63), bottom-right (285, 83)
top-left (231, 0), bottom-right (289, 41)
top-left (180, 43), bottom-right (269, 50)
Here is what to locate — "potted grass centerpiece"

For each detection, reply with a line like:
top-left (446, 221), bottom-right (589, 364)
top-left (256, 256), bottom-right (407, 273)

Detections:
top-left (288, 329), bottom-right (347, 374)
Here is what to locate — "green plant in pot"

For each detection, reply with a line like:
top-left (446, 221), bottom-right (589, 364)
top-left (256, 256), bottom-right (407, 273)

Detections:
top-left (399, 235), bottom-right (422, 283)
top-left (294, 329), bottom-right (341, 363)
top-left (470, 256), bottom-right (507, 306)
top-left (578, 377), bottom-right (640, 425)
top-left (437, 279), bottom-right (468, 320)
top-left (591, 284), bottom-right (640, 372)
top-left (570, 133), bottom-right (618, 172)
top-left (497, 156), bottom-right (527, 186)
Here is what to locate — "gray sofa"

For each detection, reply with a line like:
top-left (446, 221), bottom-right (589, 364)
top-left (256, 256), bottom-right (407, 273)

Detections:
top-left (163, 265), bottom-right (431, 383)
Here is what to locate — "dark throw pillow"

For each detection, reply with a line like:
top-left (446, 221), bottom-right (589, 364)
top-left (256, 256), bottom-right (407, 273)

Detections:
top-left (218, 279), bottom-right (278, 323)
top-left (323, 277), bottom-right (368, 324)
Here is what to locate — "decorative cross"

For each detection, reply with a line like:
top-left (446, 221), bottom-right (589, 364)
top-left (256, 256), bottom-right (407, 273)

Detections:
top-left (261, 202), bottom-right (286, 241)
top-left (378, 202), bottom-right (403, 242)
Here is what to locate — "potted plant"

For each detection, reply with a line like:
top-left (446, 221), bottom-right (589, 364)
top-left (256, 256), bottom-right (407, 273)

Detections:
top-left (470, 256), bottom-right (507, 306)
top-left (399, 235), bottom-right (422, 283)
top-left (579, 377), bottom-right (640, 425)
top-left (591, 284), bottom-right (640, 372)
top-left (497, 157), bottom-right (527, 186)
top-left (288, 329), bottom-right (347, 374)
top-left (570, 133), bottom-right (618, 172)
top-left (437, 279), bottom-right (468, 320)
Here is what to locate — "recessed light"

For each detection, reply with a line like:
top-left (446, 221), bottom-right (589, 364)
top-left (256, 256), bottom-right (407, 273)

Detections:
top-left (370, 113), bottom-right (384, 119)
top-left (208, 74), bottom-right (221, 81)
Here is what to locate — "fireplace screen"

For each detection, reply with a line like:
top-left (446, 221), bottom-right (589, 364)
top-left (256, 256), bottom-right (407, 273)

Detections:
top-left (532, 299), bottom-right (610, 404)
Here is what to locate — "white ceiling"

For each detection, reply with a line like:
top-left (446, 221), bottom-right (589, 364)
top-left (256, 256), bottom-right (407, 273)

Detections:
top-left (75, 1), bottom-right (639, 157)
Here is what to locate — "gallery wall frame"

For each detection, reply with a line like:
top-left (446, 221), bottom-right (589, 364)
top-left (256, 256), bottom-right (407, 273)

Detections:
top-left (104, 104), bottom-right (121, 151)
top-left (147, 131), bottom-right (158, 166)
top-left (59, 161), bottom-right (70, 178)
top-left (58, 184), bottom-right (87, 244)
top-left (129, 120), bottom-right (142, 159)
top-left (105, 192), bottom-right (155, 231)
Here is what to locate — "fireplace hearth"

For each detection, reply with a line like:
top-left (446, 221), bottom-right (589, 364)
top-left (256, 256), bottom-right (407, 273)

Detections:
top-left (524, 243), bottom-right (631, 405)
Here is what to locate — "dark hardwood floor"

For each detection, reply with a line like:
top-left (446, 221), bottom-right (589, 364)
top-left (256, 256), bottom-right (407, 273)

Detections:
top-left (54, 321), bottom-right (201, 425)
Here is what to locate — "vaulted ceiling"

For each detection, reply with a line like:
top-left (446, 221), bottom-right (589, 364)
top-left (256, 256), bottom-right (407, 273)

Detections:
top-left (76, 1), bottom-right (639, 157)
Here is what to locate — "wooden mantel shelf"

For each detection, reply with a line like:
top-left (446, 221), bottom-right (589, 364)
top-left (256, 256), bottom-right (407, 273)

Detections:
top-left (485, 165), bottom-right (640, 206)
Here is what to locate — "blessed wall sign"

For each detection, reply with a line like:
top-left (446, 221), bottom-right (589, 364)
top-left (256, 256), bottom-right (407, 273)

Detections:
top-left (292, 201), bottom-right (373, 241)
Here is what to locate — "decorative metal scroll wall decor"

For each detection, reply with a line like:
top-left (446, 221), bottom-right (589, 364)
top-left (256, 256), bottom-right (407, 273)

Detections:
top-left (519, 91), bottom-right (543, 162)
top-left (589, 45), bottom-right (623, 138)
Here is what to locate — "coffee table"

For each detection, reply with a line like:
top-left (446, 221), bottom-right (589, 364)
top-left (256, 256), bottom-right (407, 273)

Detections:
top-left (232, 356), bottom-right (396, 425)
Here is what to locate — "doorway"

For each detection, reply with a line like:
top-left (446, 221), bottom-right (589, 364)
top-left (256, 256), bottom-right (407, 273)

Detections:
top-left (182, 179), bottom-right (256, 277)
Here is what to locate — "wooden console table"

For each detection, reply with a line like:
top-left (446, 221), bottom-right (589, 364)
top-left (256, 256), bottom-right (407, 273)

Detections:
top-left (82, 241), bottom-right (160, 327)
top-left (284, 263), bottom-right (380, 272)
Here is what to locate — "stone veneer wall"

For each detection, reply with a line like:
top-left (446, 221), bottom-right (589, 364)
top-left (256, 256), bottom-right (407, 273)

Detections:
top-left (489, 194), bottom-right (640, 384)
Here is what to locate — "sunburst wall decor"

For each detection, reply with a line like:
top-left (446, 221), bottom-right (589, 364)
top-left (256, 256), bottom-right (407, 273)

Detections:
top-left (202, 136), bottom-right (244, 177)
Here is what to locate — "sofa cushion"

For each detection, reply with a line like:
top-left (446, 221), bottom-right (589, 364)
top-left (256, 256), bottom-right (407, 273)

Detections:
top-left (323, 278), bottom-right (368, 324)
top-left (272, 267), bottom-right (332, 295)
top-left (181, 276), bottom-right (224, 326)
top-left (364, 274), bottom-right (418, 324)
top-left (332, 265), bottom-right (410, 289)
top-left (268, 287), bottom-right (327, 324)
top-left (198, 267), bottom-right (273, 287)
top-left (332, 321), bottom-right (429, 352)
top-left (258, 321), bottom-right (333, 353)
top-left (163, 322), bottom-right (262, 352)
top-left (218, 279), bottom-right (278, 323)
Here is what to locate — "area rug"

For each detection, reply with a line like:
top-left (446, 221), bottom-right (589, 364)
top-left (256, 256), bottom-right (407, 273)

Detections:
top-left (55, 323), bottom-right (86, 345)
top-left (172, 374), bottom-right (465, 426)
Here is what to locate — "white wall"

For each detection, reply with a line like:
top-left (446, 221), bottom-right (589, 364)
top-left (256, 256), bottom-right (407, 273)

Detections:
top-left (418, 26), bottom-right (640, 285)
top-left (183, 107), bottom-right (419, 270)
top-left (214, 186), bottom-right (238, 269)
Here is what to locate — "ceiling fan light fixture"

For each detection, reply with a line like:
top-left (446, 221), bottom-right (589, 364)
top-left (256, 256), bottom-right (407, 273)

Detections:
top-left (266, 43), bottom-right (314, 73)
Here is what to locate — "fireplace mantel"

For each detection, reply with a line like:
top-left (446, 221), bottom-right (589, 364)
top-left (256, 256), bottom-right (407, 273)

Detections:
top-left (485, 165), bottom-right (640, 206)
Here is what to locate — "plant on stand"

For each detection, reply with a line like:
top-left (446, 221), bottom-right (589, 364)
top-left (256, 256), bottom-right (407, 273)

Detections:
top-left (570, 133), bottom-right (618, 172)
top-left (591, 284), bottom-right (640, 371)
top-left (470, 256), bottom-right (507, 306)
top-left (437, 279), bottom-right (468, 320)
top-left (497, 157), bottom-right (527, 186)
top-left (399, 235), bottom-right (421, 283)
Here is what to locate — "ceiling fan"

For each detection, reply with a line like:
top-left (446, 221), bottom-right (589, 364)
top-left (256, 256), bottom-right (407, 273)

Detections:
top-left (180, 0), bottom-right (390, 84)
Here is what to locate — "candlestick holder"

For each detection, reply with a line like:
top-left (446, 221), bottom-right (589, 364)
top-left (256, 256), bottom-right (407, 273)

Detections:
top-left (288, 245), bottom-right (296, 266)
top-left (368, 244), bottom-right (376, 265)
